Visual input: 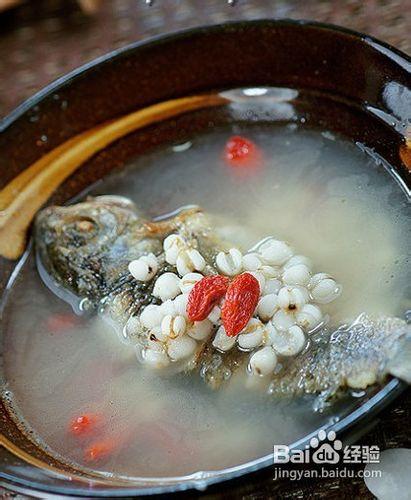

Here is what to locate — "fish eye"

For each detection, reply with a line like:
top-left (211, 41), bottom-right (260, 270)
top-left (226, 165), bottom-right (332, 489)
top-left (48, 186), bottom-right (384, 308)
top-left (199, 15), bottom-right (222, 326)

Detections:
top-left (74, 219), bottom-right (96, 233)
top-left (63, 217), bottom-right (97, 244)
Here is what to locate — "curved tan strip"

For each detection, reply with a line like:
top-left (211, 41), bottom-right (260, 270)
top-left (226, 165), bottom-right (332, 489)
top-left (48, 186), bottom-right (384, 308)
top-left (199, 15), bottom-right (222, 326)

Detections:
top-left (399, 137), bottom-right (411, 172)
top-left (0, 126), bottom-right (105, 211)
top-left (0, 94), bottom-right (226, 260)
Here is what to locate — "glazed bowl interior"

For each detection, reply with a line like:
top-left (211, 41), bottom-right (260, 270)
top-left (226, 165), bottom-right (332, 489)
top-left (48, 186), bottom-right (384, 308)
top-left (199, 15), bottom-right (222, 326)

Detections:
top-left (0, 20), bottom-right (410, 497)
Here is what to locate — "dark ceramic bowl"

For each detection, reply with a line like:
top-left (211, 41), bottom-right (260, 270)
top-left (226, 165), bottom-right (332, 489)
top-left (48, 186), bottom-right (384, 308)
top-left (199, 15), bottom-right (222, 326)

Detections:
top-left (0, 20), bottom-right (410, 497)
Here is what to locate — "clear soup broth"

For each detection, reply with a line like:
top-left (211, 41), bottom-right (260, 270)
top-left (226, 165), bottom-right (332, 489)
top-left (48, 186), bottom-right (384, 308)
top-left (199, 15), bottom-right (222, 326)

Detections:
top-left (1, 119), bottom-right (409, 479)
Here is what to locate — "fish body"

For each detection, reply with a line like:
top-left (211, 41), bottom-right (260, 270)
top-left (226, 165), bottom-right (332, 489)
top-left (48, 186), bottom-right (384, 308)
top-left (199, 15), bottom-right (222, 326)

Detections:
top-left (35, 196), bottom-right (410, 399)
top-left (267, 313), bottom-right (410, 396)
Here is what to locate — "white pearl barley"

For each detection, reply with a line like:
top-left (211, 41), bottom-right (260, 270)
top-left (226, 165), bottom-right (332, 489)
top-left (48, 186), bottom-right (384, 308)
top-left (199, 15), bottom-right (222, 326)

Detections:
top-left (187, 319), bottom-right (214, 341)
top-left (128, 253), bottom-right (159, 282)
top-left (282, 264), bottom-right (311, 286)
top-left (179, 272), bottom-right (203, 293)
top-left (173, 293), bottom-right (189, 317)
top-left (123, 315), bottom-right (141, 340)
top-left (277, 286), bottom-right (307, 311)
top-left (176, 249), bottom-right (206, 276)
top-left (161, 314), bottom-right (186, 339)
top-left (207, 305), bottom-right (221, 324)
top-left (212, 326), bottom-right (236, 352)
top-left (309, 274), bottom-right (341, 304)
top-left (258, 239), bottom-right (293, 265)
top-left (260, 265), bottom-right (280, 278)
top-left (167, 336), bottom-right (197, 362)
top-left (238, 331), bottom-right (264, 350)
top-left (257, 294), bottom-right (278, 321)
top-left (296, 304), bottom-right (323, 331)
top-left (142, 348), bottom-right (170, 369)
top-left (216, 248), bottom-right (243, 276)
top-left (263, 322), bottom-right (278, 346)
top-left (272, 309), bottom-right (296, 331)
top-left (249, 347), bottom-right (277, 376)
top-left (160, 299), bottom-right (176, 316)
top-left (163, 234), bottom-right (187, 265)
top-left (238, 319), bottom-right (265, 350)
top-left (140, 304), bottom-right (163, 329)
top-left (283, 254), bottom-right (312, 270)
top-left (263, 278), bottom-right (282, 295)
top-left (242, 253), bottom-right (263, 272)
top-left (269, 325), bottom-right (306, 356)
top-left (152, 272), bottom-right (181, 301)
top-left (248, 271), bottom-right (265, 292)
top-left (150, 324), bottom-right (168, 342)
top-left (309, 273), bottom-right (329, 288)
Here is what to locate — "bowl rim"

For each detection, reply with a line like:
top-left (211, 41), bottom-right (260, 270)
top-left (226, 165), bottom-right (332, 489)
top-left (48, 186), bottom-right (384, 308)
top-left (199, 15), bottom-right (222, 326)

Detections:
top-left (0, 18), bottom-right (409, 497)
top-left (0, 380), bottom-right (407, 497)
top-left (1, 17), bottom-right (410, 134)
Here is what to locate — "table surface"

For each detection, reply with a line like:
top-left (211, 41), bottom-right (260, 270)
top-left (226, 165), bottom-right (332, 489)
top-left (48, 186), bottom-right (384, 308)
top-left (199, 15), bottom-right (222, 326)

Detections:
top-left (0, 1), bottom-right (410, 498)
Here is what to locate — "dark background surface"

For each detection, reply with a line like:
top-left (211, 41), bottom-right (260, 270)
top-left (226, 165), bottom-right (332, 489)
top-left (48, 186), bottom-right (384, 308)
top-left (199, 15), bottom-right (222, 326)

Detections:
top-left (0, 1), bottom-right (410, 498)
top-left (0, 0), bottom-right (410, 118)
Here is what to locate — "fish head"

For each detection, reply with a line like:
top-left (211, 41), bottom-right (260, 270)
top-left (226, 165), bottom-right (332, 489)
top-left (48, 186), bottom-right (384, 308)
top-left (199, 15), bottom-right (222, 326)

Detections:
top-left (35, 196), bottom-right (219, 316)
top-left (35, 195), bottom-right (144, 301)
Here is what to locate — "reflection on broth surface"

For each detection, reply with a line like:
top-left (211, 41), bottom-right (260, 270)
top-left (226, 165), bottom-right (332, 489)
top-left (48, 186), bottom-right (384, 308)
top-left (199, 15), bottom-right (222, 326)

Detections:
top-left (2, 124), bottom-right (410, 478)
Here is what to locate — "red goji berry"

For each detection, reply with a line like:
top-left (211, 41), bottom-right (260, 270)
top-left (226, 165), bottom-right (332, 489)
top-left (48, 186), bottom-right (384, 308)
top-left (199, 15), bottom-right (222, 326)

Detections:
top-left (46, 313), bottom-right (77, 333)
top-left (84, 439), bottom-right (116, 462)
top-left (69, 414), bottom-right (98, 436)
top-left (224, 135), bottom-right (257, 165)
top-left (187, 275), bottom-right (230, 322)
top-left (221, 273), bottom-right (260, 337)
